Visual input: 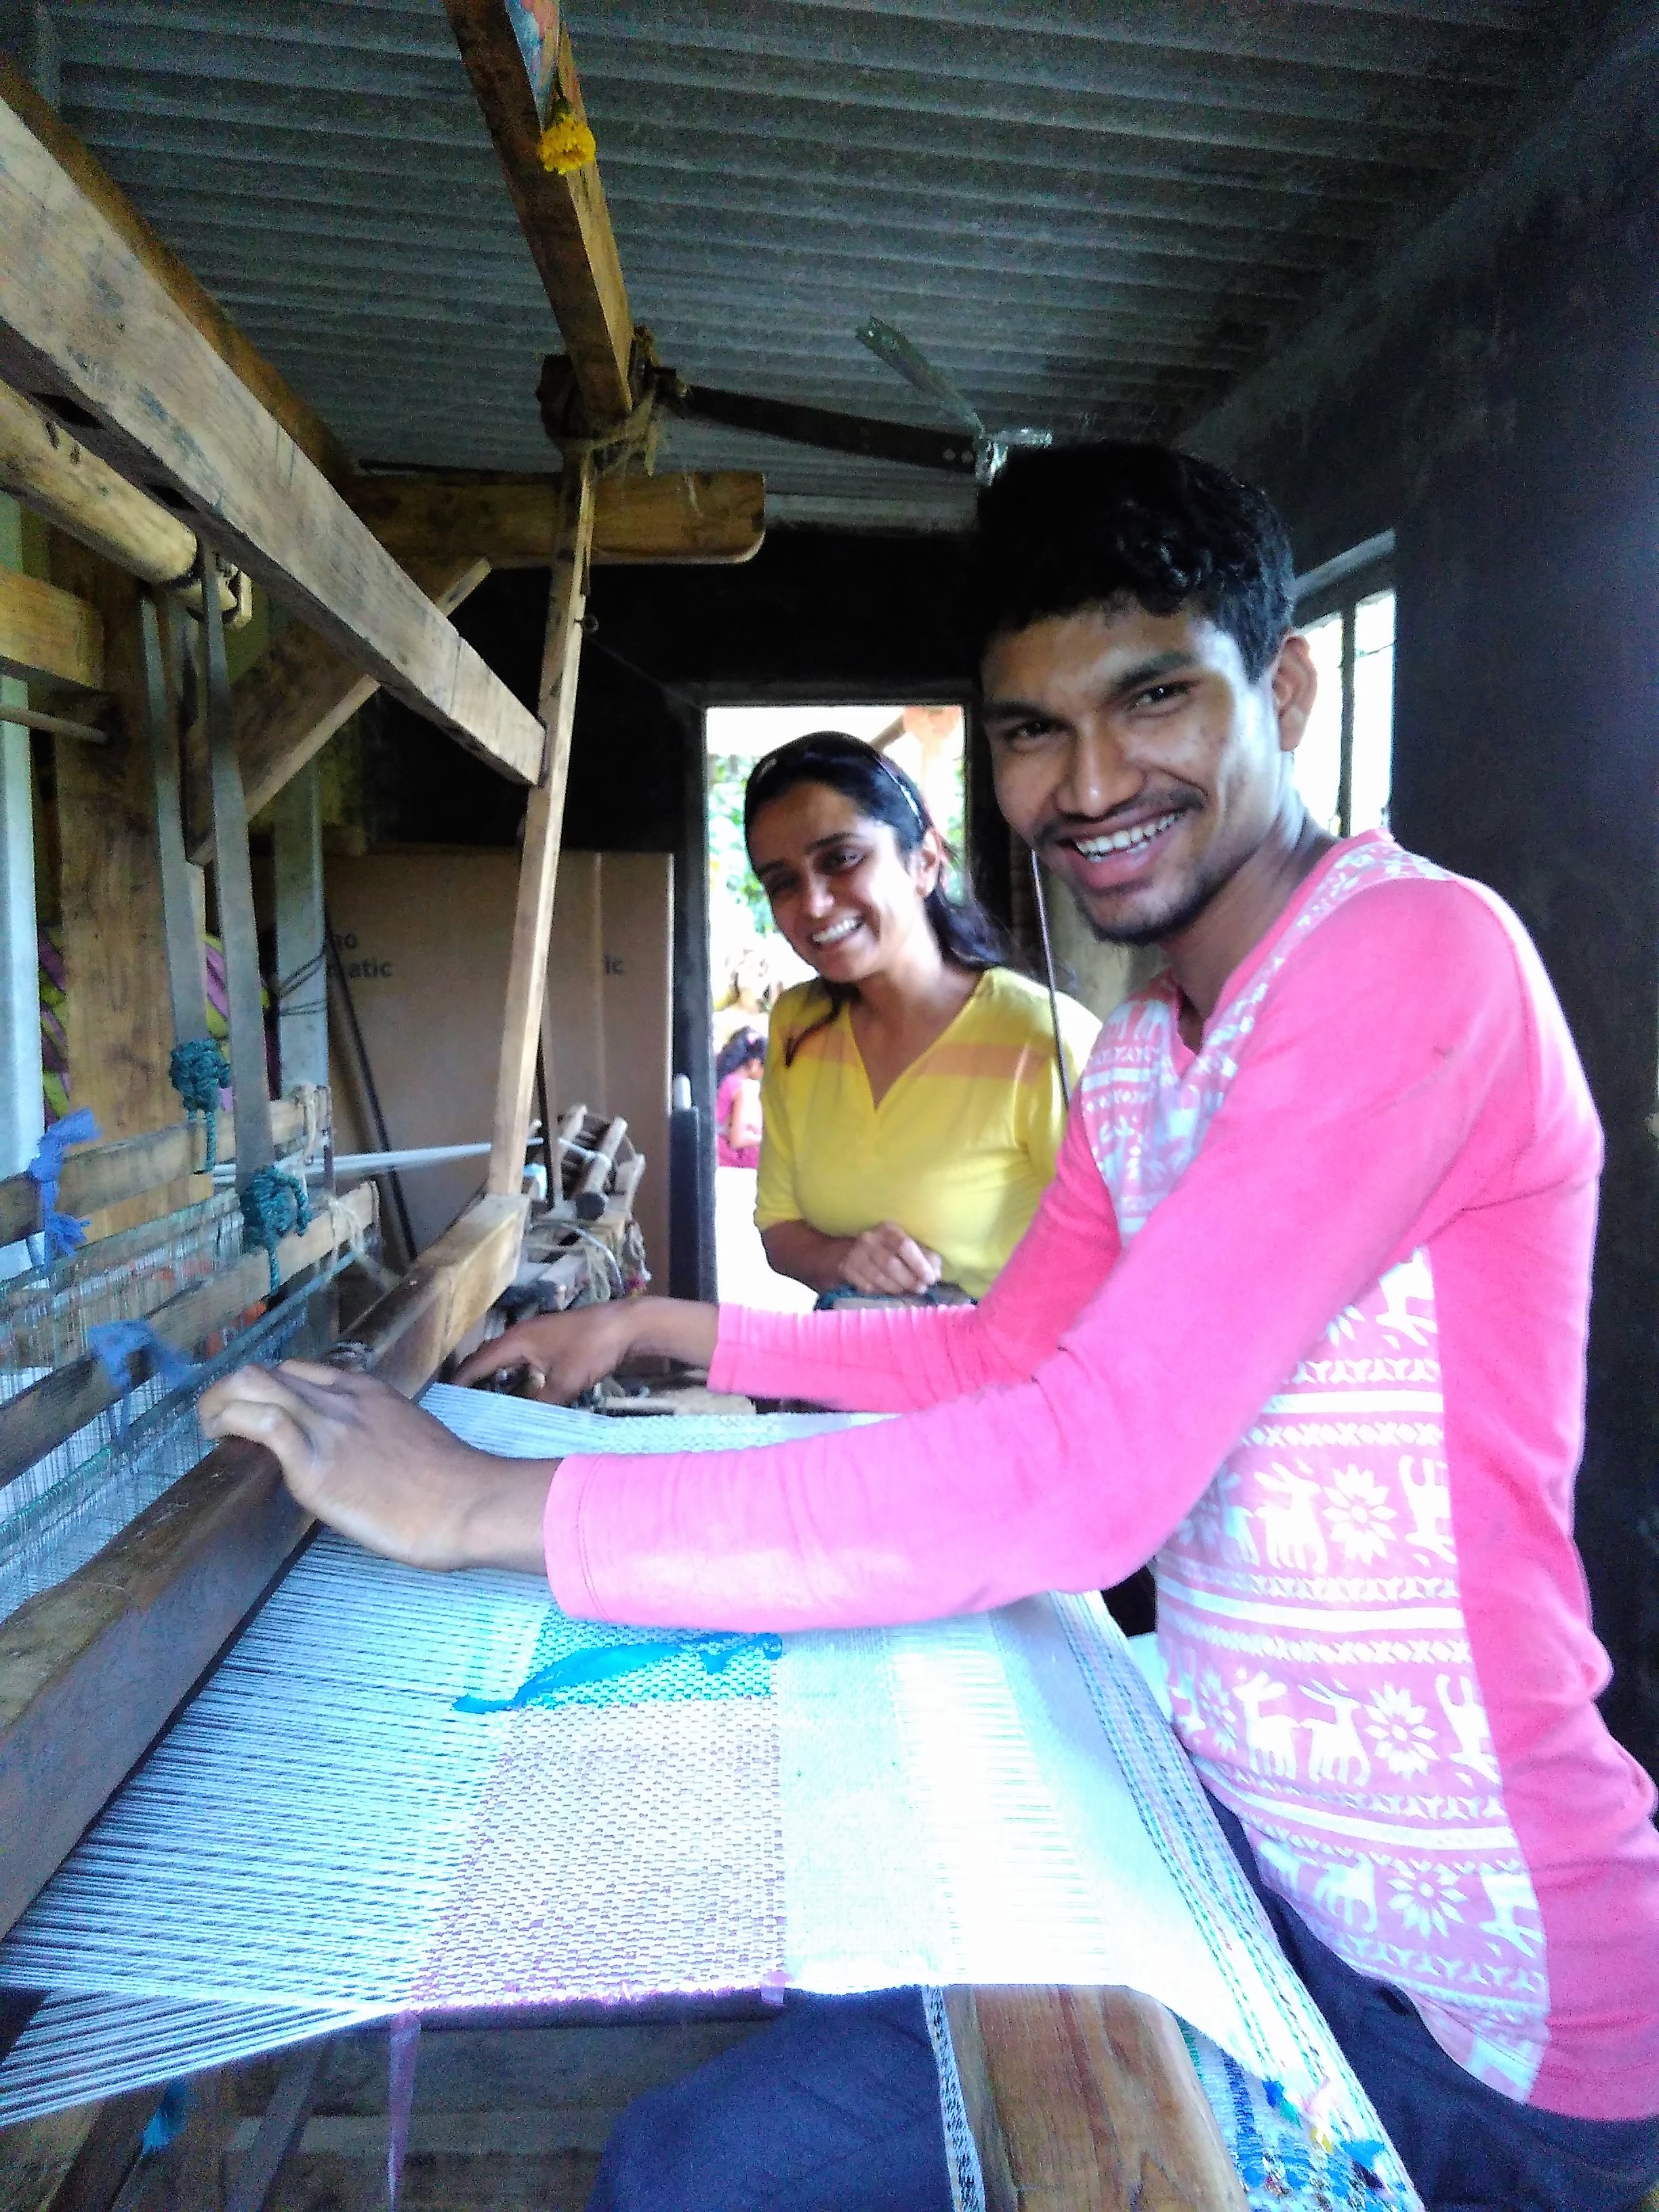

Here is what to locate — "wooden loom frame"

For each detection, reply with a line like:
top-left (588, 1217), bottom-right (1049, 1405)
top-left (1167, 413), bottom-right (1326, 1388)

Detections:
top-left (0, 18), bottom-right (1244, 2210)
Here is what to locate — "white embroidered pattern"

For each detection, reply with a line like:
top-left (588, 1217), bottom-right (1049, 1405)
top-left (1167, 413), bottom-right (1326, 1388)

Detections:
top-left (1080, 839), bottom-right (1549, 2100)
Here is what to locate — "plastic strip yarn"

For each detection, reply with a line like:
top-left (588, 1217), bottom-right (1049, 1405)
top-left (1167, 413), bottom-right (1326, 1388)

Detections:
top-left (0, 1389), bottom-right (1418, 2209)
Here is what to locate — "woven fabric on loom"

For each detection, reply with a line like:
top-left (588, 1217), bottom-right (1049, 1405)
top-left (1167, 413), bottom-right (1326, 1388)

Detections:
top-left (0, 1388), bottom-right (1420, 2209)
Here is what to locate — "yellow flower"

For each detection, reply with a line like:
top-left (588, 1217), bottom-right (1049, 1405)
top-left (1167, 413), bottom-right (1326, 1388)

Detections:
top-left (537, 96), bottom-right (596, 175)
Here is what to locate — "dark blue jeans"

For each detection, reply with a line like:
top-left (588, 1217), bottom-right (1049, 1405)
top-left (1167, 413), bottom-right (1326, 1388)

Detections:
top-left (1208, 1792), bottom-right (1659, 2212)
top-left (589, 1820), bottom-right (1659, 2212)
top-left (586, 1989), bottom-right (951, 2212)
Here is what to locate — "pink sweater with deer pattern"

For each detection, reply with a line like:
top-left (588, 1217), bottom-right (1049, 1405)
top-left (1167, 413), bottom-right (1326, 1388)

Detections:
top-left (546, 832), bottom-right (1659, 2120)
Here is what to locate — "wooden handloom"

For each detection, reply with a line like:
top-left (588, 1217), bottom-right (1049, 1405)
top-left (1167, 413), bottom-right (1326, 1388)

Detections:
top-left (0, 13), bottom-right (1242, 2209)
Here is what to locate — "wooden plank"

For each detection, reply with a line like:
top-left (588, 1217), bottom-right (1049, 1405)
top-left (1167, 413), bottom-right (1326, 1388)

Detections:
top-left (0, 61), bottom-right (353, 490)
top-left (0, 1097), bottom-right (315, 1246)
top-left (0, 100), bottom-right (542, 788)
top-left (0, 566), bottom-right (100, 689)
top-left (443, 1), bottom-right (634, 425)
top-left (0, 1185), bottom-right (523, 1943)
top-left (0, 1184), bottom-right (375, 1490)
top-left (348, 470), bottom-right (766, 568)
top-left (487, 455), bottom-right (595, 1195)
top-left (1, 2088), bottom-right (157, 2212)
top-left (945, 1987), bottom-right (1246, 2212)
top-left (183, 555), bottom-right (489, 865)
top-left (47, 541), bottom-right (185, 1238)
top-left (0, 380), bottom-right (197, 589)
top-left (335, 1189), bottom-right (527, 1393)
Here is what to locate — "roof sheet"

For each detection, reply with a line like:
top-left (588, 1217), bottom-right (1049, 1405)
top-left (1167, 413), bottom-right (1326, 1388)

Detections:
top-left (54, 0), bottom-right (1608, 525)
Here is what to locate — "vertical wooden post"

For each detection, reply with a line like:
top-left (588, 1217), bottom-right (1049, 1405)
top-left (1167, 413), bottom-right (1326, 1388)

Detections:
top-left (487, 453), bottom-right (596, 1197)
top-left (272, 757), bottom-right (327, 1094)
top-left (48, 537), bottom-right (183, 1234)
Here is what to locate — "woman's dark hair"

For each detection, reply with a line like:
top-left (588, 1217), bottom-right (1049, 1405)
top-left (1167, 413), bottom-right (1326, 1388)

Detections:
top-left (714, 1027), bottom-right (766, 1084)
top-left (743, 732), bottom-right (1008, 1065)
top-left (967, 441), bottom-right (1295, 680)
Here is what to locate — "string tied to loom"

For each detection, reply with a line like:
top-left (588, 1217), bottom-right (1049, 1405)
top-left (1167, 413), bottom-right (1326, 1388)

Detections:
top-left (454, 1631), bottom-right (783, 1715)
top-left (26, 1107), bottom-right (98, 1259)
top-left (239, 1164), bottom-right (310, 1296)
top-left (168, 1038), bottom-right (231, 1170)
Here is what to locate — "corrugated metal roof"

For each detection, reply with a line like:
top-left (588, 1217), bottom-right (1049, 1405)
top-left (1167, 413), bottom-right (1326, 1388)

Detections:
top-left (53, 0), bottom-right (1610, 525)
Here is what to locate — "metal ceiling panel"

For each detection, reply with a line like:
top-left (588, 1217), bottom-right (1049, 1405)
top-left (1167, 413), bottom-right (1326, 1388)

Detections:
top-left (46, 0), bottom-right (1611, 525)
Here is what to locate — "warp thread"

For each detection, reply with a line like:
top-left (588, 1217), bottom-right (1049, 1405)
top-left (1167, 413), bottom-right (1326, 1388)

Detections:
top-left (386, 2010), bottom-right (421, 2212)
top-left (87, 1319), bottom-right (202, 1439)
top-left (455, 1631), bottom-right (783, 1715)
top-left (26, 1107), bottom-right (98, 1260)
top-left (169, 1040), bottom-right (231, 1170)
top-left (240, 1165), bottom-right (310, 1297)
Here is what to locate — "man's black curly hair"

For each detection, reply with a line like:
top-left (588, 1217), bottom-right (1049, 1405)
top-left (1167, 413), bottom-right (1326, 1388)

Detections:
top-left (966, 442), bottom-right (1295, 682)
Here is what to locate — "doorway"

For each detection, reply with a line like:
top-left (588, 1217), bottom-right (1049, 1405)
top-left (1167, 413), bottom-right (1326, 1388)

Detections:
top-left (704, 703), bottom-right (966, 1309)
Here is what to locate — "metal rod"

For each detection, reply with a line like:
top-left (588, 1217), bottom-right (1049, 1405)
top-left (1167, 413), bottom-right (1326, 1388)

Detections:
top-left (1028, 847), bottom-right (1071, 1110)
top-left (0, 700), bottom-right (108, 742)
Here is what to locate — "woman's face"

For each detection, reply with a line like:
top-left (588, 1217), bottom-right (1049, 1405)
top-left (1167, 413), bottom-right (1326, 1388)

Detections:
top-left (748, 781), bottom-right (941, 986)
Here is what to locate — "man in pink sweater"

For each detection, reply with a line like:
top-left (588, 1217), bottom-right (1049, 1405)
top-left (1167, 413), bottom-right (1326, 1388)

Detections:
top-left (203, 446), bottom-right (1659, 2212)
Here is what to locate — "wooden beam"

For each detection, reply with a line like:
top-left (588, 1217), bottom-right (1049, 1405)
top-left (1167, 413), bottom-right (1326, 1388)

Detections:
top-left (0, 380), bottom-right (234, 605)
top-left (349, 469), bottom-right (766, 568)
top-left (945, 1987), bottom-right (1246, 2212)
top-left (47, 542), bottom-right (184, 1234)
top-left (0, 1187), bottom-right (525, 1944)
top-left (182, 555), bottom-right (490, 864)
top-left (0, 1095), bottom-right (316, 1247)
top-left (0, 565), bottom-right (101, 689)
top-left (488, 454), bottom-right (596, 1195)
top-left (0, 96), bottom-right (543, 787)
top-left (0, 60), bottom-right (353, 491)
top-left (443, 1), bottom-right (634, 425)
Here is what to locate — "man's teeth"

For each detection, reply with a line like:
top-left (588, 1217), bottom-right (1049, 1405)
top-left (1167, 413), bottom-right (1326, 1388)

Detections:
top-left (811, 916), bottom-right (861, 946)
top-left (1073, 811), bottom-right (1182, 859)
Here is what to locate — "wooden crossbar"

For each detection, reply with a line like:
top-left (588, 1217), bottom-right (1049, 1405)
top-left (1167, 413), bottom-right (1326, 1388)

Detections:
top-left (0, 1097), bottom-right (316, 1248)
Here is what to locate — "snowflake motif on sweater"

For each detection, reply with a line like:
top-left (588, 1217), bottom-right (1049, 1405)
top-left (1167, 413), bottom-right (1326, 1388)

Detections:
top-left (1079, 838), bottom-right (1549, 2101)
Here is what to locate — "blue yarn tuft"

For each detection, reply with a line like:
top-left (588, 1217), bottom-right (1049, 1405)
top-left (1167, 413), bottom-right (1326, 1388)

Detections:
top-left (168, 1039), bottom-right (231, 1169)
top-left (26, 1107), bottom-right (98, 1259)
top-left (239, 1164), bottom-right (310, 1296)
top-left (140, 2080), bottom-right (192, 2154)
top-left (454, 1631), bottom-right (783, 1715)
top-left (87, 1319), bottom-right (202, 1437)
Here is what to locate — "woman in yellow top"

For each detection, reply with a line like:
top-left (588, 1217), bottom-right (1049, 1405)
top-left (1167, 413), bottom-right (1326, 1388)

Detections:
top-left (743, 733), bottom-right (1099, 1300)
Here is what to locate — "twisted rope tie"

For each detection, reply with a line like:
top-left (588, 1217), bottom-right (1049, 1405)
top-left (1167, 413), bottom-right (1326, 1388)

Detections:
top-left (168, 1038), bottom-right (231, 1170)
top-left (239, 1164), bottom-right (310, 1298)
top-left (26, 1106), bottom-right (98, 1259)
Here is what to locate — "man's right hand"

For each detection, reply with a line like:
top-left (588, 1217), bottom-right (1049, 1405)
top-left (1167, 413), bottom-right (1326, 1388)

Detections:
top-left (451, 1295), bottom-right (721, 1402)
top-left (839, 1221), bottom-right (944, 1297)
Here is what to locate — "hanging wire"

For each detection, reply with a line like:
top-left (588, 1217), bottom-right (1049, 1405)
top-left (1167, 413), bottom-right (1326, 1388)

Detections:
top-left (1028, 848), bottom-right (1071, 1109)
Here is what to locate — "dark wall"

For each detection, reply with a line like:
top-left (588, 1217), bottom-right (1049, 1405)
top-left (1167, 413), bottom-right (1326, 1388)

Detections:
top-left (1187, 28), bottom-right (1658, 1771)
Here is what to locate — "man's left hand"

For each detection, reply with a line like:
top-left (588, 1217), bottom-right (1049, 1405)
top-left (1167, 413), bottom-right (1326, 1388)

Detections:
top-left (198, 1361), bottom-right (554, 1574)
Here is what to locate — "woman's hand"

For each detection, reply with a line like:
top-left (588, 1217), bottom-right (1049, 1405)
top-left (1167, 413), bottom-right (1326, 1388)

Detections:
top-left (197, 1361), bottom-right (553, 1573)
top-left (839, 1221), bottom-right (944, 1296)
top-left (450, 1296), bottom-right (722, 1402)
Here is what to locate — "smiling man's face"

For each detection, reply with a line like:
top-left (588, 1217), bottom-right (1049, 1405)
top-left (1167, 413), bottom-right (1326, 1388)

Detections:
top-left (981, 598), bottom-right (1315, 946)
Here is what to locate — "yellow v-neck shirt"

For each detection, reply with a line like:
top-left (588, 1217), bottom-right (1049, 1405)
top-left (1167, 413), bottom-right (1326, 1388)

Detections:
top-left (754, 967), bottom-right (1100, 1298)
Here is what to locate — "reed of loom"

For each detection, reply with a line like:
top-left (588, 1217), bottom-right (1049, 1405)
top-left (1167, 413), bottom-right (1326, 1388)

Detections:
top-left (0, 45), bottom-right (1247, 2212)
